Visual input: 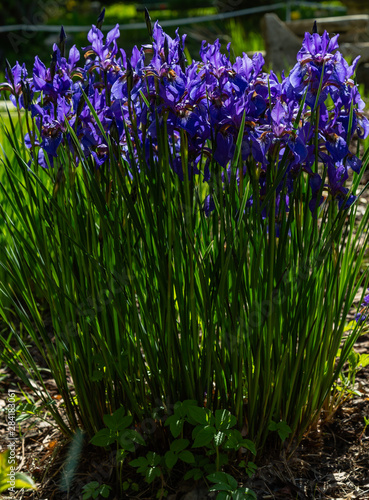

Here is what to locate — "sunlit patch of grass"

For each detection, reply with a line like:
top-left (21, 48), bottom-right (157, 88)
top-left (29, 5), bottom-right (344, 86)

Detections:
top-left (357, 83), bottom-right (369, 153)
top-left (186, 7), bottom-right (217, 16)
top-left (104, 3), bottom-right (217, 23)
top-left (322, 0), bottom-right (345, 7)
top-left (225, 18), bottom-right (264, 59)
top-left (149, 6), bottom-right (217, 20)
top-left (105, 3), bottom-right (137, 21)
top-left (0, 114), bottom-right (18, 155)
top-left (0, 107), bottom-right (26, 166)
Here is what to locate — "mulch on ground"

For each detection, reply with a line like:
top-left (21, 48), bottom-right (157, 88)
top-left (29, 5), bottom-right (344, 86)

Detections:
top-left (1, 330), bottom-right (369, 499)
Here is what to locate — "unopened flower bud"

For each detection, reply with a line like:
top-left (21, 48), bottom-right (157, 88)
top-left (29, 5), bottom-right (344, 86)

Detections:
top-left (5, 59), bottom-right (15, 87)
top-left (59, 26), bottom-right (67, 58)
top-left (111, 119), bottom-right (119, 142)
top-left (77, 84), bottom-right (89, 116)
top-left (110, 118), bottom-right (120, 158)
top-left (164, 36), bottom-right (169, 63)
top-left (97, 8), bottom-right (105, 30)
top-left (21, 80), bottom-right (32, 109)
top-left (50, 50), bottom-right (57, 80)
top-left (126, 59), bottom-right (133, 96)
top-left (144, 8), bottom-right (153, 38)
top-left (178, 46), bottom-right (186, 73)
top-left (53, 166), bottom-right (65, 197)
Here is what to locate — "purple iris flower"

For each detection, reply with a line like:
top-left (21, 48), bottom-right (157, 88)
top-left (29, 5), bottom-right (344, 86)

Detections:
top-left (325, 133), bottom-right (349, 162)
top-left (37, 96), bottom-right (73, 158)
top-left (308, 173), bottom-right (325, 215)
top-left (251, 129), bottom-right (272, 166)
top-left (297, 31), bottom-right (340, 64)
top-left (200, 38), bottom-right (231, 77)
top-left (271, 100), bottom-right (288, 137)
top-left (326, 162), bottom-right (354, 208)
top-left (85, 23), bottom-right (120, 62)
top-left (203, 194), bottom-right (216, 217)
top-left (355, 290), bottom-right (369, 324)
top-left (213, 130), bottom-right (234, 168)
top-left (0, 61), bottom-right (32, 109)
top-left (345, 153), bottom-right (361, 173)
top-left (287, 134), bottom-right (307, 165)
top-left (1, 17), bottom-right (367, 221)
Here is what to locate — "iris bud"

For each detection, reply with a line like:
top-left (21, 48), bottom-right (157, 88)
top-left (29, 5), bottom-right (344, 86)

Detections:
top-left (21, 80), bottom-right (31, 109)
top-left (126, 60), bottom-right (133, 96)
top-left (178, 46), bottom-right (186, 73)
top-left (77, 84), bottom-right (89, 117)
top-left (5, 59), bottom-right (15, 87)
top-left (110, 118), bottom-right (120, 144)
top-left (50, 50), bottom-right (57, 80)
top-left (164, 36), bottom-right (169, 63)
top-left (110, 118), bottom-right (120, 159)
top-left (53, 166), bottom-right (65, 198)
top-left (144, 8), bottom-right (153, 38)
top-left (97, 8), bottom-right (105, 30)
top-left (59, 26), bottom-right (67, 58)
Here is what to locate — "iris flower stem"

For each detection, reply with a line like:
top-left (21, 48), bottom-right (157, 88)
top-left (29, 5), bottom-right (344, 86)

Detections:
top-left (15, 96), bottom-right (25, 157)
top-left (24, 108), bottom-right (35, 157)
top-left (181, 129), bottom-right (198, 396)
top-left (163, 119), bottom-right (174, 392)
top-left (314, 105), bottom-right (320, 171)
top-left (104, 70), bottom-right (111, 107)
top-left (265, 157), bottom-right (277, 424)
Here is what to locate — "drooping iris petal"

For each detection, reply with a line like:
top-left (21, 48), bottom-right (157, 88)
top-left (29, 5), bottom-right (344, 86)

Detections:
top-left (213, 132), bottom-right (234, 168)
top-left (325, 134), bottom-right (348, 162)
top-left (68, 45), bottom-right (80, 69)
top-left (106, 24), bottom-right (120, 47)
top-left (288, 135), bottom-right (307, 163)
top-left (203, 194), bottom-right (215, 217)
top-left (346, 153), bottom-right (361, 173)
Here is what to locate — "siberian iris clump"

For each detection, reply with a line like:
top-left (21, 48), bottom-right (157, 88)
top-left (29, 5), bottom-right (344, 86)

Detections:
top-left (2, 21), bottom-right (367, 211)
top-left (1, 11), bottom-right (369, 465)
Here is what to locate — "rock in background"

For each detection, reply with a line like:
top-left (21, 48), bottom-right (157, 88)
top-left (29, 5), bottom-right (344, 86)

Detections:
top-left (261, 13), bottom-right (302, 75)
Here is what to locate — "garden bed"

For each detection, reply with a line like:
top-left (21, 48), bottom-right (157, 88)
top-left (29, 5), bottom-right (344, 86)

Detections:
top-left (1, 343), bottom-right (369, 499)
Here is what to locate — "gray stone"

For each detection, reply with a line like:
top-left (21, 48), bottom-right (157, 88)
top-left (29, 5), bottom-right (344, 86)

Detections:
top-left (261, 13), bottom-right (302, 74)
top-left (356, 62), bottom-right (369, 87)
top-left (286, 15), bottom-right (369, 44)
top-left (340, 0), bottom-right (369, 14)
top-left (339, 41), bottom-right (369, 63)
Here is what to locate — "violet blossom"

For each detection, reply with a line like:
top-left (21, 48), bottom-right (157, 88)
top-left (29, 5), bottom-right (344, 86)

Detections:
top-left (1, 14), bottom-right (368, 219)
